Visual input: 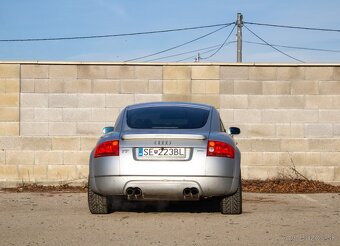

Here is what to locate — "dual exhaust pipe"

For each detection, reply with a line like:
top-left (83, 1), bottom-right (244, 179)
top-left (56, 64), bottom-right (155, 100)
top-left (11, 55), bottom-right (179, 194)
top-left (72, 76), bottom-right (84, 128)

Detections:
top-left (126, 187), bottom-right (142, 198)
top-left (183, 187), bottom-right (199, 198)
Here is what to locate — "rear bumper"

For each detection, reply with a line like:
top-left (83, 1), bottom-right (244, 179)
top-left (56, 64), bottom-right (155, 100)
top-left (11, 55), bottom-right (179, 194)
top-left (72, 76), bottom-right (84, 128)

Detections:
top-left (90, 175), bottom-right (239, 200)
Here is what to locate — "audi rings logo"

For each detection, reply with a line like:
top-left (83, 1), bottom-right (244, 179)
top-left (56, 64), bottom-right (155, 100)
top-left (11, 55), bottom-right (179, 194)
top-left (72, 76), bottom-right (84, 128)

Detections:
top-left (154, 140), bottom-right (172, 145)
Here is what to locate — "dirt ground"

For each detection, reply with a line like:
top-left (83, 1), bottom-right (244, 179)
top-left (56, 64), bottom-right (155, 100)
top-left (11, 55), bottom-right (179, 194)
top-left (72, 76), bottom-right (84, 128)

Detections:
top-left (0, 192), bottom-right (338, 246)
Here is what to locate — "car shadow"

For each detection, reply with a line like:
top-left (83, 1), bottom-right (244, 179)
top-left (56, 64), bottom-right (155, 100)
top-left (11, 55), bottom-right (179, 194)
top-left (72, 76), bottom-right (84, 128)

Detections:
top-left (111, 198), bottom-right (221, 213)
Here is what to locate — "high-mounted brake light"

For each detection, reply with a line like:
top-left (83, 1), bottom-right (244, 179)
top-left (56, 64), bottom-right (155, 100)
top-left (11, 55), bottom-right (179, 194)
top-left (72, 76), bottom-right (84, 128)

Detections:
top-left (94, 140), bottom-right (119, 158)
top-left (207, 140), bottom-right (234, 159)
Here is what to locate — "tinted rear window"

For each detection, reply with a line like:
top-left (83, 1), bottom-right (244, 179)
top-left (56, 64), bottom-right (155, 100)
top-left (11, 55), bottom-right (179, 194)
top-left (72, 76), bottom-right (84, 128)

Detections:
top-left (126, 106), bottom-right (210, 129)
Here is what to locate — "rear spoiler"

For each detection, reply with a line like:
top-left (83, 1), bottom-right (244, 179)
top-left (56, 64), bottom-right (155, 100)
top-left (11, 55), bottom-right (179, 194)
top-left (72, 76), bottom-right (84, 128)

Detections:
top-left (121, 134), bottom-right (206, 140)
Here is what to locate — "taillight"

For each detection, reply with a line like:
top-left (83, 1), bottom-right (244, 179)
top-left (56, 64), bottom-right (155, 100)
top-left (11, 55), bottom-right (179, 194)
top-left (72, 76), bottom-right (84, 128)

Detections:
top-left (207, 140), bottom-right (234, 159)
top-left (94, 140), bottom-right (119, 158)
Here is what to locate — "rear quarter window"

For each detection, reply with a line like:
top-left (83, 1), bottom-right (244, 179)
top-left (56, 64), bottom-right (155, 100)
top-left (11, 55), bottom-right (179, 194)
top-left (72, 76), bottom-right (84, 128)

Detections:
top-left (126, 106), bottom-right (210, 129)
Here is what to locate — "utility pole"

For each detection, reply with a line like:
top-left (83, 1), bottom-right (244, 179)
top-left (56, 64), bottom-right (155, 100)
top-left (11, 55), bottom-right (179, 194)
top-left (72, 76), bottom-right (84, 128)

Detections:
top-left (195, 53), bottom-right (201, 62)
top-left (236, 13), bottom-right (243, 62)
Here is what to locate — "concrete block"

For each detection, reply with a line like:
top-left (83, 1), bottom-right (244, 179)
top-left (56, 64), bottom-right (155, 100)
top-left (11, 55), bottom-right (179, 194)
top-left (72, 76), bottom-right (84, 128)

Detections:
top-left (21, 137), bottom-right (51, 150)
top-left (234, 80), bottom-right (262, 95)
top-left (308, 138), bottom-right (340, 152)
top-left (262, 152), bottom-right (280, 166)
top-left (305, 67), bottom-right (333, 80)
top-left (220, 95), bottom-right (248, 109)
top-left (47, 165), bottom-right (77, 180)
top-left (20, 108), bottom-right (34, 122)
top-left (248, 95), bottom-right (278, 108)
top-left (277, 95), bottom-right (304, 108)
top-left (334, 124), bottom-right (340, 137)
top-left (21, 79), bottom-right (35, 93)
top-left (0, 150), bottom-right (5, 164)
top-left (105, 94), bottom-right (134, 107)
top-left (49, 65), bottom-right (77, 79)
top-left (277, 67), bottom-right (305, 80)
top-left (246, 166), bottom-right (279, 179)
top-left (281, 139), bottom-right (308, 152)
top-left (262, 110), bottom-right (290, 123)
top-left (6, 151), bottom-right (35, 165)
top-left (0, 79), bottom-right (4, 93)
top-left (0, 137), bottom-right (21, 150)
top-left (249, 67), bottom-right (277, 80)
top-left (92, 79), bottom-right (120, 93)
top-left (48, 79), bottom-right (64, 93)
top-left (0, 93), bottom-right (19, 107)
top-left (4, 78), bottom-right (20, 93)
top-left (219, 109), bottom-right (234, 123)
top-left (242, 152), bottom-right (263, 165)
top-left (335, 167), bottom-right (340, 181)
top-left (78, 94), bottom-right (105, 108)
top-left (191, 95), bottom-right (220, 108)
top-left (251, 139), bottom-right (281, 152)
top-left (0, 64), bottom-right (20, 78)
top-left (76, 123), bottom-right (103, 135)
top-left (235, 139), bottom-right (252, 151)
top-left (76, 79), bottom-right (92, 93)
top-left (319, 81), bottom-right (340, 95)
top-left (80, 137), bottom-right (98, 151)
top-left (319, 110), bottom-right (340, 123)
top-left (148, 80), bottom-right (162, 93)
top-left (1, 165), bottom-right (18, 179)
top-left (121, 80), bottom-right (148, 93)
top-left (52, 137), bottom-right (80, 151)
top-left (21, 93), bottom-right (48, 107)
top-left (262, 81), bottom-right (290, 95)
top-left (291, 80), bottom-right (319, 95)
top-left (0, 122), bottom-right (19, 136)
top-left (135, 66), bottom-right (162, 79)
top-left (51, 79), bottom-right (92, 93)
top-left (305, 95), bottom-right (333, 109)
top-left (77, 65), bottom-right (106, 79)
top-left (49, 122), bottom-right (77, 136)
top-left (234, 109), bottom-right (261, 123)
top-left (220, 66), bottom-right (248, 79)
top-left (304, 124), bottom-right (333, 138)
top-left (163, 66), bottom-right (191, 79)
top-left (21, 65), bottom-right (48, 79)
top-left (333, 95), bottom-right (340, 107)
top-left (289, 109), bottom-right (318, 123)
top-left (247, 124), bottom-right (276, 137)
top-left (34, 108), bottom-right (49, 121)
top-left (134, 94), bottom-right (162, 104)
top-left (319, 152), bottom-right (340, 166)
top-left (162, 94), bottom-right (191, 102)
top-left (219, 80), bottom-right (234, 94)
top-left (276, 124), bottom-right (304, 138)
top-left (103, 108), bottom-right (120, 122)
top-left (106, 65), bottom-right (135, 79)
top-left (333, 67), bottom-right (340, 80)
top-left (33, 165), bottom-right (47, 180)
top-left (76, 165), bottom-right (89, 179)
top-left (90, 108), bottom-right (109, 122)
top-left (35, 151), bottom-right (63, 165)
top-left (34, 79), bottom-right (49, 92)
top-left (48, 94), bottom-right (78, 108)
top-left (163, 80), bottom-right (191, 94)
top-left (295, 166), bottom-right (335, 182)
top-left (48, 108), bottom-right (63, 122)
top-left (20, 122), bottom-right (49, 136)
top-left (62, 108), bottom-right (92, 122)
top-left (192, 66), bottom-right (219, 79)
top-left (305, 152), bottom-right (321, 166)
top-left (0, 108), bottom-right (19, 121)
top-left (64, 151), bottom-right (89, 165)
top-left (192, 80), bottom-right (219, 94)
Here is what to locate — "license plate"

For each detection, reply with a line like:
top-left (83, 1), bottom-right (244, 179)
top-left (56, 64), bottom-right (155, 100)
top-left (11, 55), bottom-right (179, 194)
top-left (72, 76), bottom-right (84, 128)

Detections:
top-left (137, 147), bottom-right (186, 159)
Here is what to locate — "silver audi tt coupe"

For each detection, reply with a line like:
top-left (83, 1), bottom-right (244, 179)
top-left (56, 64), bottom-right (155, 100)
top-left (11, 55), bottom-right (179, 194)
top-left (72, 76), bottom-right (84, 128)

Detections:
top-left (88, 102), bottom-right (242, 214)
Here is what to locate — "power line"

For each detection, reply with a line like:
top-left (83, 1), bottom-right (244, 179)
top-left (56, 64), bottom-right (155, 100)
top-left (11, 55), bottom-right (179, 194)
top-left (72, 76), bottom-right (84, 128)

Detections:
top-left (243, 24), bottom-right (305, 63)
top-left (201, 24), bottom-right (236, 60)
top-left (125, 23), bottom-right (234, 62)
top-left (244, 40), bottom-right (340, 53)
top-left (0, 23), bottom-right (233, 42)
top-left (244, 21), bottom-right (340, 33)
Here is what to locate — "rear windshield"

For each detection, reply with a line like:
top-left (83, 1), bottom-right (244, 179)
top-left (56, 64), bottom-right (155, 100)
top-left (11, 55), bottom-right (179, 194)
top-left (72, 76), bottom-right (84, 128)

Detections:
top-left (126, 106), bottom-right (210, 129)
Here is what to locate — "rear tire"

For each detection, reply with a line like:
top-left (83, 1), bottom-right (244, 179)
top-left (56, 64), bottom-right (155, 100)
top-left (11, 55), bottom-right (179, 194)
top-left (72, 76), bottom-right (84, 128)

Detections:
top-left (88, 178), bottom-right (111, 214)
top-left (220, 178), bottom-right (242, 214)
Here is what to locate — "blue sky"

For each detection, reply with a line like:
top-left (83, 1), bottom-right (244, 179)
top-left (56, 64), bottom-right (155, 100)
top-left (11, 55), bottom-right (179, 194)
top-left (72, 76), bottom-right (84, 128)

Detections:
top-left (0, 0), bottom-right (339, 63)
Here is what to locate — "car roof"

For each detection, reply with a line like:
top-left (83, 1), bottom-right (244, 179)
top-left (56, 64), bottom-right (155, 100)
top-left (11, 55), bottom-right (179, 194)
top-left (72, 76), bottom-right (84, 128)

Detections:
top-left (126, 102), bottom-right (213, 110)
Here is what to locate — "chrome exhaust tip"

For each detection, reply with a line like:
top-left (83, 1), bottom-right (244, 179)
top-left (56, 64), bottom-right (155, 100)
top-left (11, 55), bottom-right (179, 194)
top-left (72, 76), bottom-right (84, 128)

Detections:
top-left (183, 188), bottom-right (191, 196)
top-left (126, 187), bottom-right (135, 196)
top-left (191, 187), bottom-right (199, 195)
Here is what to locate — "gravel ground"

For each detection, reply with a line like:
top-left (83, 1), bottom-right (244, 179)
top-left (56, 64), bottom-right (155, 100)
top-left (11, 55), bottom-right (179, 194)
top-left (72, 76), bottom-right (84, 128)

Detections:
top-left (0, 192), bottom-right (339, 246)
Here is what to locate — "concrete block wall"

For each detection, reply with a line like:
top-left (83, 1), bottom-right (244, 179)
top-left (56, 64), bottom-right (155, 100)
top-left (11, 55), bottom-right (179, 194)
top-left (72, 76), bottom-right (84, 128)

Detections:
top-left (0, 62), bottom-right (339, 186)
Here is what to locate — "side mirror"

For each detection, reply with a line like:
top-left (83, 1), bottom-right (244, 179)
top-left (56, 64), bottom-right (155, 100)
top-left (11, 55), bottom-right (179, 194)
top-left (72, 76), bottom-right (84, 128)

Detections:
top-left (102, 126), bottom-right (114, 135)
top-left (228, 127), bottom-right (240, 135)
